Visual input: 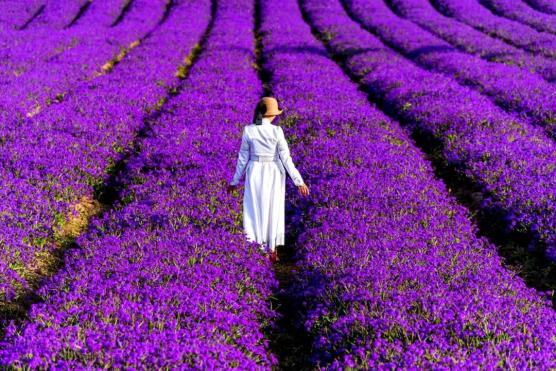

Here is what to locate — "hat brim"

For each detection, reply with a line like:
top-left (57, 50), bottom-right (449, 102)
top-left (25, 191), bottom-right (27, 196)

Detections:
top-left (263, 109), bottom-right (283, 117)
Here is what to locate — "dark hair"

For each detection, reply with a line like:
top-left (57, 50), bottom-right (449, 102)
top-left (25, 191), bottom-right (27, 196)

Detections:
top-left (252, 101), bottom-right (267, 125)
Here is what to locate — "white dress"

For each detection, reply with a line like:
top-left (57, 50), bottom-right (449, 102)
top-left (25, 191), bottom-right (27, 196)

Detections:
top-left (230, 117), bottom-right (304, 252)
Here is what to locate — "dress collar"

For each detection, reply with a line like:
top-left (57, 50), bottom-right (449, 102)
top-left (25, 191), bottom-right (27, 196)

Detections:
top-left (261, 117), bottom-right (271, 125)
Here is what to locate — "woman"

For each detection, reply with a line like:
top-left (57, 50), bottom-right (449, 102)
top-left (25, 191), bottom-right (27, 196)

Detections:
top-left (227, 97), bottom-right (310, 263)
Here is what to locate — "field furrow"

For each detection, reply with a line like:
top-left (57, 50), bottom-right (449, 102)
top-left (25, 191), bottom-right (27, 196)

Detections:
top-left (0, 0), bottom-right (135, 66)
top-left (65, 0), bottom-right (93, 28)
top-left (81, 0), bottom-right (136, 28)
top-left (110, 0), bottom-right (134, 27)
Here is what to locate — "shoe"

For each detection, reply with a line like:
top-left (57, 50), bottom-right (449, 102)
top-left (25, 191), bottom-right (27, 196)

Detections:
top-left (269, 251), bottom-right (279, 263)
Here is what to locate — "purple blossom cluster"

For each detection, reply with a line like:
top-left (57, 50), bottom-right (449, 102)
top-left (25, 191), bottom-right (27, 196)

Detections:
top-left (312, 0), bottom-right (556, 261)
top-left (262, 0), bottom-right (556, 367)
top-left (432, 0), bottom-right (556, 58)
top-left (0, 0), bottom-right (211, 303)
top-left (481, 0), bottom-right (556, 34)
top-left (524, 0), bottom-right (556, 14)
top-left (344, 0), bottom-right (556, 138)
top-left (388, 0), bottom-right (556, 82)
top-left (1, 0), bottom-right (278, 367)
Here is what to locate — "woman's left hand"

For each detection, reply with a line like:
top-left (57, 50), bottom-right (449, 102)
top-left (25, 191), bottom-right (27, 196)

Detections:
top-left (297, 183), bottom-right (310, 196)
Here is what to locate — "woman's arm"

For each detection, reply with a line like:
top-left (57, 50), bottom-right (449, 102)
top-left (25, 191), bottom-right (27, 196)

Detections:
top-left (230, 126), bottom-right (250, 186)
top-left (277, 126), bottom-right (305, 186)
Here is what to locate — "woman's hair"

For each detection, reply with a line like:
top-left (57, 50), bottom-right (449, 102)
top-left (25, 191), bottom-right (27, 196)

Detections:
top-left (252, 100), bottom-right (267, 125)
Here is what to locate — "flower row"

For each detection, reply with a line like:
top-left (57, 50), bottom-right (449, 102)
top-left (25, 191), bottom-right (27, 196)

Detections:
top-left (389, 0), bottom-right (556, 82)
top-left (306, 0), bottom-right (556, 263)
top-left (344, 0), bottom-right (556, 139)
top-left (433, 0), bottom-right (556, 59)
top-left (481, 0), bottom-right (556, 35)
top-left (261, 0), bottom-right (556, 366)
top-left (525, 0), bottom-right (556, 14)
top-left (0, 0), bottom-right (165, 124)
top-left (0, 0), bottom-right (44, 30)
top-left (0, 0), bottom-right (211, 303)
top-left (1, 0), bottom-right (278, 367)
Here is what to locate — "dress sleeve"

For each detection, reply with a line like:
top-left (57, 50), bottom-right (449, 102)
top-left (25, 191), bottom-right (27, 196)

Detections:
top-left (230, 126), bottom-right (250, 186)
top-left (277, 126), bottom-right (304, 186)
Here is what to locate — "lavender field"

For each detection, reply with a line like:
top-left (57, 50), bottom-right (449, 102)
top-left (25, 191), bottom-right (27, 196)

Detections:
top-left (0, 0), bottom-right (555, 368)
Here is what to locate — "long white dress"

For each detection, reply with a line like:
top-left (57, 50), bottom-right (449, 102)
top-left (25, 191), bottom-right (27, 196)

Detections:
top-left (230, 117), bottom-right (304, 252)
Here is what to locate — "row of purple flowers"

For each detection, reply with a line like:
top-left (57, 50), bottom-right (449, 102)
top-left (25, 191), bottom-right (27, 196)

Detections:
top-left (388, 0), bottom-right (556, 82)
top-left (305, 0), bottom-right (556, 264)
top-left (1, 0), bottom-right (278, 367)
top-left (345, 0), bottom-right (556, 139)
top-left (262, 0), bottom-right (556, 367)
top-left (481, 0), bottom-right (556, 35)
top-left (0, 0), bottom-right (44, 29)
top-left (524, 0), bottom-right (556, 14)
top-left (28, 0), bottom-right (91, 30)
top-left (433, 0), bottom-right (556, 58)
top-left (2, 0), bottom-right (556, 368)
top-left (0, 0), bottom-right (164, 126)
top-left (0, 0), bottom-right (210, 303)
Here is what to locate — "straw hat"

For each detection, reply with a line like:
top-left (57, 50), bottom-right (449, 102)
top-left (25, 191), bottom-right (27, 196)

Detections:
top-left (260, 97), bottom-right (283, 117)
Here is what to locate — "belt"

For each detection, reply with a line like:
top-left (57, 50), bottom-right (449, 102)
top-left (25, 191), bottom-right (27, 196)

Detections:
top-left (250, 154), bottom-right (279, 162)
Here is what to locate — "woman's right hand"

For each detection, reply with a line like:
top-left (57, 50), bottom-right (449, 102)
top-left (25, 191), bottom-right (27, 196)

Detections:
top-left (298, 183), bottom-right (310, 196)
